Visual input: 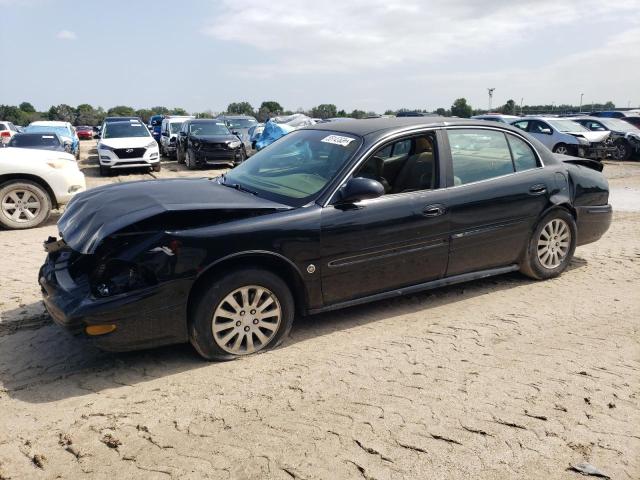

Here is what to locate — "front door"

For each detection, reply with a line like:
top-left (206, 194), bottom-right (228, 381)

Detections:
top-left (320, 132), bottom-right (451, 305)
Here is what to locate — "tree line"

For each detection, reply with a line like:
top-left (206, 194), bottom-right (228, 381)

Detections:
top-left (0, 98), bottom-right (619, 126)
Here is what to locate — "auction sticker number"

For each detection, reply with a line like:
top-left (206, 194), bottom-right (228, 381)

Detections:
top-left (321, 135), bottom-right (355, 147)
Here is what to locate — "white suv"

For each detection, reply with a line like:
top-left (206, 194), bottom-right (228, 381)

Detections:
top-left (97, 120), bottom-right (160, 175)
top-left (160, 116), bottom-right (193, 159)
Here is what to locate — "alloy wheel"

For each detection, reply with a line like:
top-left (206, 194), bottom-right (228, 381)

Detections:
top-left (1, 188), bottom-right (42, 223)
top-left (555, 146), bottom-right (568, 155)
top-left (537, 218), bottom-right (571, 269)
top-left (211, 285), bottom-right (282, 355)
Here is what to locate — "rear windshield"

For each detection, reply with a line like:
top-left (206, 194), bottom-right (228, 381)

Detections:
top-left (103, 122), bottom-right (151, 138)
top-left (8, 134), bottom-right (62, 150)
top-left (598, 118), bottom-right (640, 131)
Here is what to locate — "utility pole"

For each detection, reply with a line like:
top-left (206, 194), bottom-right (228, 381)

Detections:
top-left (520, 97), bottom-right (523, 115)
top-left (579, 93), bottom-right (584, 113)
top-left (487, 88), bottom-right (495, 111)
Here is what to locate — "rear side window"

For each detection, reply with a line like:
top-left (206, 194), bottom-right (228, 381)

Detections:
top-left (448, 129), bottom-right (514, 185)
top-left (507, 134), bottom-right (538, 171)
top-left (0, 123), bottom-right (6, 131)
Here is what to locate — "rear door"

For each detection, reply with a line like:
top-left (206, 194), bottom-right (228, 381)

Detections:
top-left (443, 127), bottom-right (553, 276)
top-left (320, 130), bottom-right (451, 305)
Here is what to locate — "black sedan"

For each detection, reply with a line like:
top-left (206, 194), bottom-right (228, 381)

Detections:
top-left (39, 118), bottom-right (612, 360)
top-left (176, 119), bottom-right (246, 169)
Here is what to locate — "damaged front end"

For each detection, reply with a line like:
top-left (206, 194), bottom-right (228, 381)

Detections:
top-left (39, 177), bottom-right (291, 351)
top-left (568, 131), bottom-right (617, 160)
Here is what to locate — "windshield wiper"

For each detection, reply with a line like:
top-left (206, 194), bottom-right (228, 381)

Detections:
top-left (219, 175), bottom-right (259, 196)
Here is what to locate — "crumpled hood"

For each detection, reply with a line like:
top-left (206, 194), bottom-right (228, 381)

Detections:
top-left (568, 131), bottom-right (610, 143)
top-left (58, 178), bottom-right (290, 254)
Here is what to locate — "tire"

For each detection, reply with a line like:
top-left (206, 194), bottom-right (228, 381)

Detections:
top-left (177, 146), bottom-right (185, 164)
top-left (185, 149), bottom-right (196, 170)
top-left (234, 147), bottom-right (247, 166)
top-left (520, 209), bottom-right (577, 280)
top-left (0, 180), bottom-right (52, 230)
top-left (99, 165), bottom-right (111, 176)
top-left (152, 162), bottom-right (161, 172)
top-left (189, 269), bottom-right (295, 361)
top-left (552, 143), bottom-right (570, 155)
top-left (614, 141), bottom-right (631, 161)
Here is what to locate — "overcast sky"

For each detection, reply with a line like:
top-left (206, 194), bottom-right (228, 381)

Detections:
top-left (1, 0), bottom-right (639, 113)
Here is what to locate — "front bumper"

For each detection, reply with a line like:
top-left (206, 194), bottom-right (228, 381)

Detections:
top-left (580, 144), bottom-right (618, 160)
top-left (39, 251), bottom-right (190, 351)
top-left (49, 168), bottom-right (86, 205)
top-left (575, 204), bottom-right (612, 246)
top-left (99, 148), bottom-right (160, 168)
top-left (194, 148), bottom-right (242, 164)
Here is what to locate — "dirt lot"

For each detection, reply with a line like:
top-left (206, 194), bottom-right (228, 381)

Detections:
top-left (0, 141), bottom-right (638, 479)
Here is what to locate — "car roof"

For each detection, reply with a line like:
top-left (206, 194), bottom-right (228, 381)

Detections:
top-left (186, 118), bottom-right (226, 123)
top-left (30, 121), bottom-right (70, 126)
top-left (302, 116), bottom-right (506, 136)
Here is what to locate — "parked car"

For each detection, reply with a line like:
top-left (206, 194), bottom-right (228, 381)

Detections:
top-left (176, 119), bottom-right (246, 169)
top-left (216, 115), bottom-right (258, 152)
top-left (97, 120), bottom-right (160, 175)
top-left (248, 123), bottom-right (264, 150)
top-left (75, 125), bottom-right (94, 140)
top-left (590, 111), bottom-right (628, 119)
top-left (0, 121), bottom-right (19, 145)
top-left (159, 116), bottom-right (193, 158)
top-left (621, 116), bottom-right (640, 129)
top-left (7, 132), bottom-right (69, 153)
top-left (39, 118), bottom-right (611, 359)
top-left (0, 147), bottom-right (85, 229)
top-left (571, 117), bottom-right (640, 161)
top-left (149, 115), bottom-right (164, 144)
top-left (511, 117), bottom-right (613, 159)
top-left (471, 114), bottom-right (520, 124)
top-left (25, 121), bottom-right (79, 159)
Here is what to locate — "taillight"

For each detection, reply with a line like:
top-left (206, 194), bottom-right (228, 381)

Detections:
top-left (0, 132), bottom-right (10, 138)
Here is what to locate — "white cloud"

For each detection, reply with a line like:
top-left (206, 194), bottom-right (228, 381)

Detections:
top-left (56, 29), bottom-right (77, 41)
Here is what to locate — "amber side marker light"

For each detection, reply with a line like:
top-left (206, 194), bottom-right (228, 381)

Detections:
top-left (85, 324), bottom-right (117, 336)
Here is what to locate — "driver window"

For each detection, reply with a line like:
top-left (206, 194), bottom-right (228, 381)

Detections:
top-left (355, 134), bottom-right (438, 194)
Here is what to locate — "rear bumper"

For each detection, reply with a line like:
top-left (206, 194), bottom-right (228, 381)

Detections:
top-left (575, 204), bottom-right (612, 246)
top-left (39, 255), bottom-right (190, 352)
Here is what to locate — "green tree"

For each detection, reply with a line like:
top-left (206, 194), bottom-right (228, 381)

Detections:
top-left (0, 105), bottom-right (26, 124)
top-left (47, 104), bottom-right (75, 122)
top-left (170, 107), bottom-right (189, 116)
top-left (150, 106), bottom-right (170, 116)
top-left (501, 99), bottom-right (516, 115)
top-left (311, 104), bottom-right (337, 119)
top-left (194, 110), bottom-right (214, 119)
top-left (435, 108), bottom-right (447, 116)
top-left (135, 109), bottom-right (153, 123)
top-left (603, 101), bottom-right (615, 109)
top-left (260, 101), bottom-right (283, 114)
top-left (19, 102), bottom-right (36, 113)
top-left (227, 102), bottom-right (254, 116)
top-left (75, 103), bottom-right (104, 125)
top-left (350, 109), bottom-right (366, 119)
top-left (383, 109), bottom-right (396, 115)
top-left (107, 105), bottom-right (136, 117)
top-left (451, 98), bottom-right (472, 118)
top-left (337, 109), bottom-right (347, 117)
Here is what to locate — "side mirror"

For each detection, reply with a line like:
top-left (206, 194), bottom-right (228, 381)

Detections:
top-left (336, 177), bottom-right (384, 205)
top-left (540, 128), bottom-right (552, 135)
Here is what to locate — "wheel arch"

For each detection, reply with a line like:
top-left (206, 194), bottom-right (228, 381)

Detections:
top-left (187, 251), bottom-right (309, 325)
top-left (0, 173), bottom-right (58, 208)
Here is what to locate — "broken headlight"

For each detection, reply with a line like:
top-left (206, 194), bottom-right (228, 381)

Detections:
top-left (92, 259), bottom-right (157, 298)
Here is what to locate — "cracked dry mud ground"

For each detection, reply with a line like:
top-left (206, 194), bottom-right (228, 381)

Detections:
top-left (0, 213), bottom-right (639, 479)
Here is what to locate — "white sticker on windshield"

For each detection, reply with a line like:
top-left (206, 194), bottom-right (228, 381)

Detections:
top-left (42, 135), bottom-right (54, 138)
top-left (321, 135), bottom-right (355, 147)
top-left (216, 122), bottom-right (225, 126)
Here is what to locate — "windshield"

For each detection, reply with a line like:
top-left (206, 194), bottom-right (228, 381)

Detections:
top-left (223, 129), bottom-right (361, 206)
top-left (9, 134), bottom-right (63, 150)
top-left (547, 120), bottom-right (588, 132)
top-left (103, 122), bottom-right (151, 138)
top-left (170, 122), bottom-right (184, 134)
top-left (598, 118), bottom-right (640, 131)
top-left (189, 122), bottom-right (230, 136)
top-left (225, 118), bottom-right (257, 129)
top-left (25, 125), bottom-right (71, 138)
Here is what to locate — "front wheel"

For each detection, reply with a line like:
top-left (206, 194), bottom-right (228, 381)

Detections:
top-left (185, 149), bottom-right (196, 169)
top-left (0, 180), bottom-right (52, 229)
top-left (552, 143), bottom-right (570, 155)
top-left (520, 209), bottom-right (577, 280)
top-left (614, 141), bottom-right (631, 161)
top-left (176, 146), bottom-right (185, 164)
top-left (151, 162), bottom-right (161, 172)
top-left (189, 269), bottom-right (295, 361)
top-left (234, 147), bottom-right (247, 165)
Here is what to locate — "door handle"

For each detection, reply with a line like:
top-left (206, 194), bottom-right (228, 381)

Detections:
top-left (423, 204), bottom-right (446, 217)
top-left (528, 184), bottom-right (547, 195)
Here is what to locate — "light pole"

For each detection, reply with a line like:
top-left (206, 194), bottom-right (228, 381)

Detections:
top-left (579, 93), bottom-right (584, 113)
top-left (487, 88), bottom-right (495, 111)
top-left (520, 97), bottom-right (523, 115)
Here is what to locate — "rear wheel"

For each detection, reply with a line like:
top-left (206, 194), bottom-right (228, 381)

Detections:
top-left (520, 209), bottom-right (577, 280)
top-left (176, 146), bottom-right (185, 164)
top-left (614, 140), bottom-right (631, 161)
top-left (234, 147), bottom-right (247, 165)
top-left (189, 269), bottom-right (294, 361)
top-left (0, 180), bottom-right (52, 229)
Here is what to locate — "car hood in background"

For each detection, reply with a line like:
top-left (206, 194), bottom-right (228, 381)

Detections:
top-left (0, 147), bottom-right (75, 161)
top-left (99, 137), bottom-right (154, 149)
top-left (58, 178), bottom-right (290, 254)
top-left (567, 131), bottom-right (610, 143)
top-left (191, 135), bottom-right (239, 144)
